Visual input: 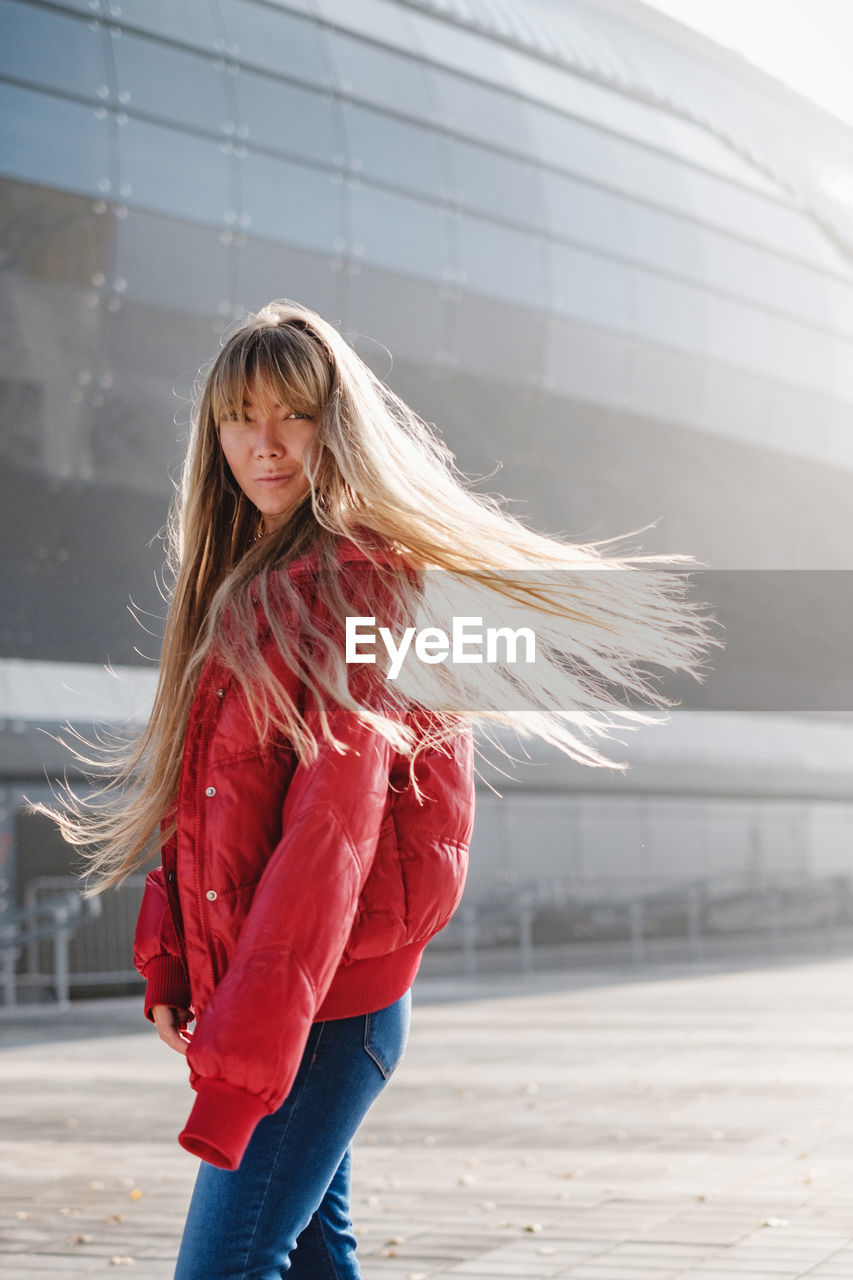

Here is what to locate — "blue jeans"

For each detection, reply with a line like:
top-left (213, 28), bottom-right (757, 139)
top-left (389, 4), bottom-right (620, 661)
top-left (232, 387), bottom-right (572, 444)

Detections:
top-left (174, 989), bottom-right (411, 1279)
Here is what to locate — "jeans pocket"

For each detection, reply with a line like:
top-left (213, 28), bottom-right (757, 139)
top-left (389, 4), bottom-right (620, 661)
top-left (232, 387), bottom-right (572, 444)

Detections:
top-left (363, 989), bottom-right (412, 1080)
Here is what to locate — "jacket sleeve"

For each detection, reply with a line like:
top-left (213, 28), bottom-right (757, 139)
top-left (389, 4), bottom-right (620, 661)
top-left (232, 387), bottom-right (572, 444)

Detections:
top-left (179, 578), bottom-right (402, 1170)
top-left (133, 861), bottom-right (193, 1022)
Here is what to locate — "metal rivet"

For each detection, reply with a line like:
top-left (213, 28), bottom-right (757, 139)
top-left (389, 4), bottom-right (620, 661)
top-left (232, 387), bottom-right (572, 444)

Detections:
top-left (205, 890), bottom-right (217, 902)
top-left (217, 688), bottom-right (225, 698)
top-left (205, 786), bottom-right (216, 798)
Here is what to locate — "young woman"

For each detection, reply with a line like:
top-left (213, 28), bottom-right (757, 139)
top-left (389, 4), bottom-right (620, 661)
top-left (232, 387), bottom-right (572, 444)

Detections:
top-left (45, 300), bottom-right (716, 1277)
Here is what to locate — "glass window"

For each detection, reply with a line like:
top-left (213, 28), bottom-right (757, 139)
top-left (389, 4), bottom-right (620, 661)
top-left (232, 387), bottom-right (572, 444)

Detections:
top-left (259, 0), bottom-right (312, 12)
top-left (599, 197), bottom-right (826, 325)
top-left (110, 30), bottom-right (231, 134)
top-left (349, 182), bottom-right (449, 282)
top-left (234, 71), bottom-right (338, 161)
top-left (0, 0), bottom-right (108, 98)
top-left (680, 168), bottom-right (843, 274)
top-left (430, 67), bottom-right (533, 152)
top-left (447, 138), bottom-right (545, 231)
top-left (118, 117), bottom-right (234, 225)
top-left (0, 178), bottom-right (109, 288)
top-left (830, 343), bottom-right (853, 406)
top-left (218, 0), bottom-right (331, 85)
top-left (821, 275), bottom-right (853, 344)
top-left (456, 214), bottom-right (546, 307)
top-left (696, 226), bottom-right (773, 307)
top-left (407, 7), bottom-right (514, 82)
top-left (103, 0), bottom-right (221, 48)
top-left (324, 30), bottom-right (433, 120)
top-left (113, 209), bottom-right (232, 315)
top-left (628, 267), bottom-right (786, 383)
top-left (698, 231), bottom-right (853, 346)
top-left (527, 102), bottom-right (830, 281)
top-left (341, 103), bottom-right (446, 199)
top-left (550, 242), bottom-right (630, 333)
top-left (241, 152), bottom-right (345, 251)
top-left (767, 311), bottom-right (836, 399)
top-left (526, 102), bottom-right (689, 209)
top-left (628, 268), bottom-right (711, 358)
top-left (41, 0), bottom-right (94, 13)
top-left (543, 169), bottom-right (630, 255)
top-left (631, 212), bottom-right (845, 356)
top-left (236, 236), bottom-right (344, 321)
top-left (88, 303), bottom-right (218, 493)
top-left (312, 0), bottom-right (414, 50)
top-left (0, 83), bottom-right (113, 197)
top-left (624, 199), bottom-right (705, 278)
top-left (657, 115), bottom-right (784, 199)
top-left (496, 53), bottom-right (612, 133)
top-left (501, 46), bottom-right (780, 197)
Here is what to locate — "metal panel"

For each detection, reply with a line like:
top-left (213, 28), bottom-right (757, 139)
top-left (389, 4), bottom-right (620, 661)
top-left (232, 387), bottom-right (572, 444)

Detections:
top-left (456, 213), bottom-right (547, 306)
top-left (218, 0), bottom-right (333, 83)
top-left (0, 83), bottom-right (114, 198)
top-left (349, 181), bottom-right (450, 280)
top-left (110, 30), bottom-right (233, 134)
top-left (118, 116), bottom-right (236, 226)
top-left (104, 0), bottom-right (221, 48)
top-left (233, 70), bottom-right (339, 161)
top-left (0, 0), bottom-right (109, 99)
top-left (241, 152), bottom-right (346, 249)
top-left (341, 101), bottom-right (447, 199)
top-left (324, 27), bottom-right (434, 118)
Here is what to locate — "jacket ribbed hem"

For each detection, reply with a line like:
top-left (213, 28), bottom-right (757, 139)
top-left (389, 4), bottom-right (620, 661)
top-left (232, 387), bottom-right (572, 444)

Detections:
top-left (314, 941), bottom-right (424, 1021)
top-left (142, 954), bottom-right (193, 1022)
top-left (179, 1079), bottom-right (270, 1171)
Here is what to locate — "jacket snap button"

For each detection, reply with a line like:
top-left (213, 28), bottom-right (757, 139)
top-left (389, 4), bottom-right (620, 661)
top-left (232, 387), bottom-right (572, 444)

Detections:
top-left (216, 688), bottom-right (225, 699)
top-left (205, 786), bottom-right (216, 797)
top-left (206, 889), bottom-right (218, 902)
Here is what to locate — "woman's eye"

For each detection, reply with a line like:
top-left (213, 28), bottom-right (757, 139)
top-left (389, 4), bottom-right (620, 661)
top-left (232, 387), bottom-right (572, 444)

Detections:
top-left (223, 409), bottom-right (312, 424)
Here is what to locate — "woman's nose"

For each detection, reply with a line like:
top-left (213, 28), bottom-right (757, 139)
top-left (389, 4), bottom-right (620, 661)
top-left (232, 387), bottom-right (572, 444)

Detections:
top-left (253, 418), bottom-right (284, 455)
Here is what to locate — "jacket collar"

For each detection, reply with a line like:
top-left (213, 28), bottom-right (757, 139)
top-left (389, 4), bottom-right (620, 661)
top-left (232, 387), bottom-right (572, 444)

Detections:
top-left (287, 535), bottom-right (406, 577)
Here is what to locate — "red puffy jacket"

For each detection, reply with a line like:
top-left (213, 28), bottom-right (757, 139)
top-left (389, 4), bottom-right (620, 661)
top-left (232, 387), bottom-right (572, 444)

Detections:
top-left (133, 538), bottom-right (475, 1170)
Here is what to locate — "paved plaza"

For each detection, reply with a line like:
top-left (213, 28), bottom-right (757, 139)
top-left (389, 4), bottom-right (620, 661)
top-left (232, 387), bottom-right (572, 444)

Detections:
top-left (2, 951), bottom-right (853, 1278)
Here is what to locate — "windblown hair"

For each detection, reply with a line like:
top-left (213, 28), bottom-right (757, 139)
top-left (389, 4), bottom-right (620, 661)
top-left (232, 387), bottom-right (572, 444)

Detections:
top-left (40, 300), bottom-right (719, 893)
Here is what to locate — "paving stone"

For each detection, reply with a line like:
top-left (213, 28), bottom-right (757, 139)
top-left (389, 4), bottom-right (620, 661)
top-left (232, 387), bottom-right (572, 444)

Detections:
top-left (0, 1271), bottom-right (82, 1280)
top-left (551, 1265), bottom-right (684, 1279)
top-left (671, 1273), bottom-right (801, 1280)
top-left (4, 956), bottom-right (853, 1276)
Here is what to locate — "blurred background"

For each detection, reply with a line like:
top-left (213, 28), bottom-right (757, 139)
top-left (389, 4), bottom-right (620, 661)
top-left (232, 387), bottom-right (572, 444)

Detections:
top-left (4, 0), bottom-right (853, 1004)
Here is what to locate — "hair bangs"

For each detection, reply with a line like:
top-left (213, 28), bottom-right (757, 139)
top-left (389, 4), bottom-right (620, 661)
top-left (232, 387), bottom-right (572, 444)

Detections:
top-left (210, 324), bottom-right (332, 426)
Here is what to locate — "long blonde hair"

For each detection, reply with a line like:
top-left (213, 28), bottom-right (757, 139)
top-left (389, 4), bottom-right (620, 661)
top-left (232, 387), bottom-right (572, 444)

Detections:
top-left (40, 300), bottom-right (720, 893)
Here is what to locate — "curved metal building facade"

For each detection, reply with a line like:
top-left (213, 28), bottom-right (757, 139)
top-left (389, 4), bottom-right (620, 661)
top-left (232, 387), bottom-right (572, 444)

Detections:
top-left (4, 0), bottom-right (853, 947)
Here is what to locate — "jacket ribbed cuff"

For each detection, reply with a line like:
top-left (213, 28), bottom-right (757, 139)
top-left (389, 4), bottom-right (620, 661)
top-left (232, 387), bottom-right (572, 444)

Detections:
top-left (142, 954), bottom-right (193, 1022)
top-left (179, 1079), bottom-right (270, 1171)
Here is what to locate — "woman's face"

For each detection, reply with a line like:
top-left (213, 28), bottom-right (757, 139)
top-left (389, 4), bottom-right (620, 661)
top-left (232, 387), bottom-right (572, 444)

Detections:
top-left (218, 386), bottom-right (317, 534)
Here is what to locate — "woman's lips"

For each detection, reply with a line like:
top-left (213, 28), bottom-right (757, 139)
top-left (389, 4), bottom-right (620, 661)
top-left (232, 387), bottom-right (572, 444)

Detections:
top-left (254, 474), bottom-right (296, 485)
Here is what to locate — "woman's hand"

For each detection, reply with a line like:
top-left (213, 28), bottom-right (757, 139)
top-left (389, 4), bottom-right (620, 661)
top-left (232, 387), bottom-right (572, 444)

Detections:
top-left (151, 1005), bottom-right (193, 1056)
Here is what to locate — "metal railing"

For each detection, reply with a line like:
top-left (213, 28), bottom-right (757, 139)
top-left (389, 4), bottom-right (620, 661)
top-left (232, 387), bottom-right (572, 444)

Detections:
top-left (0, 884), bottom-right (102, 1009)
top-left (8, 870), bottom-right (853, 1003)
top-left (430, 872), bottom-right (853, 975)
top-left (20, 875), bottom-right (146, 999)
